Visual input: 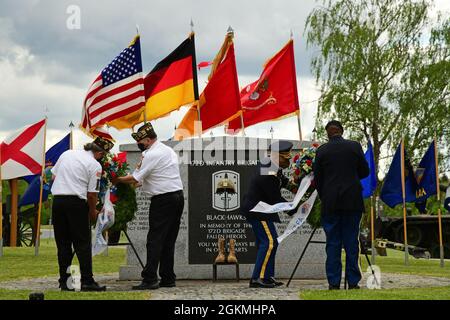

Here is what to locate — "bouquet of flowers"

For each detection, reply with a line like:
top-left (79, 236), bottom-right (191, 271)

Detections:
top-left (98, 152), bottom-right (137, 233)
top-left (290, 144), bottom-right (322, 228)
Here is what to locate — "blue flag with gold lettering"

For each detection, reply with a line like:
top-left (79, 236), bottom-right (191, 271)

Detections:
top-left (380, 142), bottom-right (418, 208)
top-left (416, 141), bottom-right (437, 200)
top-left (414, 141), bottom-right (437, 213)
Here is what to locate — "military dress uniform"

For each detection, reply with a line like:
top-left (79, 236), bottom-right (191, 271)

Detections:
top-left (241, 141), bottom-right (294, 288)
top-left (51, 137), bottom-right (113, 291)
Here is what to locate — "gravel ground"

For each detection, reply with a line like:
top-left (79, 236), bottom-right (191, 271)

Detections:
top-left (1, 272), bottom-right (450, 300)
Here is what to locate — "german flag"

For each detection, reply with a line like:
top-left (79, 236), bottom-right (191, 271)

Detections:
top-left (108, 34), bottom-right (199, 128)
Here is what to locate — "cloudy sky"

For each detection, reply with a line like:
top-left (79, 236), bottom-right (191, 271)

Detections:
top-left (0, 0), bottom-right (448, 154)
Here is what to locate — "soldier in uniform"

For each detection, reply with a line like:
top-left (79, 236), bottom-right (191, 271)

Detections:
top-left (113, 122), bottom-right (184, 290)
top-left (51, 137), bottom-right (114, 291)
top-left (240, 140), bottom-right (295, 288)
top-left (313, 120), bottom-right (369, 290)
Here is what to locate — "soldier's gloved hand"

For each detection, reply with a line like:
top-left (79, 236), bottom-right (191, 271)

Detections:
top-left (277, 169), bottom-right (289, 189)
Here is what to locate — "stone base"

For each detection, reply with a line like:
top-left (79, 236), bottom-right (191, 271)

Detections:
top-left (119, 263), bottom-right (326, 281)
top-left (119, 138), bottom-right (327, 281)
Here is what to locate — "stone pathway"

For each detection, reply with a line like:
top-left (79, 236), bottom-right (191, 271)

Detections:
top-left (1, 272), bottom-right (450, 300)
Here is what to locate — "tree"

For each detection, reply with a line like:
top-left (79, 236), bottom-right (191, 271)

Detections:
top-left (305, 0), bottom-right (450, 182)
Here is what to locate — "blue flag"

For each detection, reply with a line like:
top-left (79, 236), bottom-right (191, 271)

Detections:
top-left (416, 140), bottom-right (437, 200)
top-left (361, 140), bottom-right (377, 198)
top-left (414, 141), bottom-right (438, 213)
top-left (19, 133), bottom-right (71, 207)
top-left (380, 141), bottom-right (418, 208)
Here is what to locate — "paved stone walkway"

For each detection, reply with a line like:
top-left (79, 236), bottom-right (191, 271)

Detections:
top-left (1, 272), bottom-right (450, 300)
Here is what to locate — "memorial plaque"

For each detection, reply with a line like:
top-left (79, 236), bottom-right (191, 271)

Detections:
top-left (188, 157), bottom-right (259, 264)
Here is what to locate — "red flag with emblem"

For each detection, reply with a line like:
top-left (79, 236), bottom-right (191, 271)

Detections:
top-left (228, 40), bottom-right (299, 132)
top-left (0, 119), bottom-right (46, 180)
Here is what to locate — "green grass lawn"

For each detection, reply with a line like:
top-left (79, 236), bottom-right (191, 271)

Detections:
top-left (300, 286), bottom-right (450, 300)
top-left (0, 289), bottom-right (149, 300)
top-left (0, 238), bottom-right (146, 300)
top-left (0, 239), bottom-right (126, 282)
top-left (300, 249), bottom-right (450, 300)
top-left (359, 249), bottom-right (450, 279)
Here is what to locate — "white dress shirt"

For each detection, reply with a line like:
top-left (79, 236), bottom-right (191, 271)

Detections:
top-left (132, 140), bottom-right (183, 197)
top-left (51, 150), bottom-right (102, 200)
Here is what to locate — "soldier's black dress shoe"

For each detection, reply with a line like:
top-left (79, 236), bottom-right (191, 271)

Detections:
top-left (348, 284), bottom-right (360, 290)
top-left (268, 277), bottom-right (284, 287)
top-left (159, 281), bottom-right (176, 288)
top-left (132, 280), bottom-right (160, 290)
top-left (328, 285), bottom-right (340, 290)
top-left (249, 278), bottom-right (276, 288)
top-left (81, 281), bottom-right (106, 292)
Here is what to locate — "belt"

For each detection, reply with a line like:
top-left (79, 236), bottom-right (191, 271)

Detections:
top-left (53, 195), bottom-right (86, 201)
top-left (151, 190), bottom-right (183, 200)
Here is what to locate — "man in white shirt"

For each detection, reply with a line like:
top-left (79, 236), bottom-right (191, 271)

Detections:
top-left (113, 122), bottom-right (184, 290)
top-left (51, 137), bottom-right (114, 292)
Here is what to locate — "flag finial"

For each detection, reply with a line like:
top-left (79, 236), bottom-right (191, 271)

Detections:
top-left (190, 19), bottom-right (194, 32)
top-left (44, 106), bottom-right (49, 119)
top-left (227, 25), bottom-right (234, 34)
top-left (69, 121), bottom-right (75, 129)
top-left (290, 29), bottom-right (293, 39)
top-left (136, 24), bottom-right (140, 35)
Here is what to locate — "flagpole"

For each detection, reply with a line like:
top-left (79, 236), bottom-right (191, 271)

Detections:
top-left (400, 138), bottom-right (409, 265)
top-left (240, 112), bottom-right (246, 137)
top-left (136, 24), bottom-right (147, 124)
top-left (191, 19), bottom-right (202, 139)
top-left (35, 119), bottom-right (47, 256)
top-left (69, 121), bottom-right (74, 150)
top-left (370, 195), bottom-right (375, 265)
top-left (289, 30), bottom-right (302, 142)
top-left (434, 134), bottom-right (444, 267)
top-left (0, 145), bottom-right (3, 257)
top-left (196, 106), bottom-right (202, 138)
top-left (9, 179), bottom-right (18, 247)
top-left (296, 112), bottom-right (303, 141)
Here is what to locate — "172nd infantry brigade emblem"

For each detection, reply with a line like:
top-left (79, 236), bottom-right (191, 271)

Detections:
top-left (212, 170), bottom-right (240, 212)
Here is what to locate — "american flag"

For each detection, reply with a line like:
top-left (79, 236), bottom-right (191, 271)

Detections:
top-left (81, 35), bottom-right (145, 137)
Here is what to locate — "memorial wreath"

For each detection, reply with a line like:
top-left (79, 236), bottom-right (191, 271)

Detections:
top-left (98, 152), bottom-right (137, 233)
top-left (290, 144), bottom-right (322, 228)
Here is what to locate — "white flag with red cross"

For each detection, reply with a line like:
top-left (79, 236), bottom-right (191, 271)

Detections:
top-left (0, 119), bottom-right (46, 180)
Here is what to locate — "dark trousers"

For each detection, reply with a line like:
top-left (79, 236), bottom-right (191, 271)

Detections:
top-left (52, 195), bottom-right (93, 285)
top-left (248, 219), bottom-right (278, 280)
top-left (141, 190), bottom-right (184, 283)
top-left (321, 212), bottom-right (362, 287)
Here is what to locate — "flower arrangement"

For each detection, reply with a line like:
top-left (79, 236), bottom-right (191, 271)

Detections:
top-left (291, 144), bottom-right (319, 183)
top-left (290, 143), bottom-right (322, 228)
top-left (98, 152), bottom-right (137, 233)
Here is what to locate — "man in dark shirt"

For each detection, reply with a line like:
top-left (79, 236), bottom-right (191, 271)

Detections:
top-left (313, 120), bottom-right (369, 290)
top-left (241, 140), bottom-right (294, 288)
